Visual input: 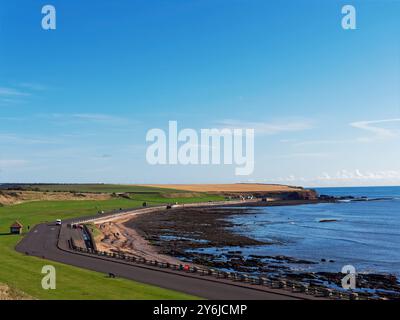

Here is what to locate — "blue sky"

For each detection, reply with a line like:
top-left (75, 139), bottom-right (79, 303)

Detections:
top-left (0, 0), bottom-right (399, 186)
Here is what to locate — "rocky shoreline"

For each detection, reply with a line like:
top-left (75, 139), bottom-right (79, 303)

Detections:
top-left (125, 204), bottom-right (400, 300)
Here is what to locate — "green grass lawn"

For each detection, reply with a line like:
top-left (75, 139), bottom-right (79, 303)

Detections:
top-left (0, 192), bottom-right (222, 299)
top-left (15, 183), bottom-right (185, 194)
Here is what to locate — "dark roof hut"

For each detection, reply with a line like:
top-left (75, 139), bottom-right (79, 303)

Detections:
top-left (10, 221), bottom-right (23, 234)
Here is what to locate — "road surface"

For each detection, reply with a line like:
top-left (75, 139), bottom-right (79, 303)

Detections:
top-left (16, 222), bottom-right (315, 300)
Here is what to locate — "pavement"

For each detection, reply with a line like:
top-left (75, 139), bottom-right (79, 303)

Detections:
top-left (15, 222), bottom-right (316, 300)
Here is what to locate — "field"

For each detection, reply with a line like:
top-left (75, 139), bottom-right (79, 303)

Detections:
top-left (8, 184), bottom-right (185, 194)
top-left (0, 188), bottom-right (223, 299)
top-left (144, 183), bottom-right (304, 193)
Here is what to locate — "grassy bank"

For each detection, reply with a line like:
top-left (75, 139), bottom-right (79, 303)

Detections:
top-left (8, 183), bottom-right (184, 194)
top-left (0, 191), bottom-right (222, 299)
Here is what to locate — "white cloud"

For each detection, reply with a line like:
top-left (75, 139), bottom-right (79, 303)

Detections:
top-left (0, 87), bottom-right (29, 97)
top-left (0, 133), bottom-right (59, 145)
top-left (217, 119), bottom-right (313, 136)
top-left (47, 113), bottom-right (130, 125)
top-left (18, 82), bottom-right (47, 91)
top-left (72, 113), bottom-right (123, 122)
top-left (350, 118), bottom-right (400, 139)
top-left (320, 169), bottom-right (400, 181)
top-left (0, 84), bottom-right (40, 106)
top-left (294, 118), bottom-right (400, 147)
top-left (264, 152), bottom-right (329, 160)
top-left (294, 139), bottom-right (357, 146)
top-left (0, 159), bottom-right (28, 168)
top-left (278, 152), bottom-right (329, 159)
top-left (266, 169), bottom-right (400, 187)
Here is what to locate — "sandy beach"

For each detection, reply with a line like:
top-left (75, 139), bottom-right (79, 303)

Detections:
top-left (94, 220), bottom-right (183, 265)
top-left (90, 199), bottom-right (326, 269)
top-left (90, 199), bottom-right (329, 267)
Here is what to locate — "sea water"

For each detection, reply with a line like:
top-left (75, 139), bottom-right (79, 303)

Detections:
top-left (199, 186), bottom-right (400, 277)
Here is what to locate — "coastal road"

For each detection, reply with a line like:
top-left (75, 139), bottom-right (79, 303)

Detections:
top-left (16, 223), bottom-right (314, 300)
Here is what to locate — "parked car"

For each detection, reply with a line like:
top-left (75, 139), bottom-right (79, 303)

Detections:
top-left (56, 219), bottom-right (62, 225)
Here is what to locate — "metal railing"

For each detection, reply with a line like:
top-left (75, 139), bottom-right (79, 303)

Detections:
top-left (69, 241), bottom-right (367, 300)
top-left (61, 201), bottom-right (374, 300)
top-left (63, 201), bottom-right (379, 301)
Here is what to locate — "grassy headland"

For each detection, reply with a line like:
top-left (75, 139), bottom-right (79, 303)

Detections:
top-left (0, 185), bottom-right (223, 299)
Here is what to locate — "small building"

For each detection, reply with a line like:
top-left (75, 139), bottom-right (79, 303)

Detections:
top-left (10, 221), bottom-right (23, 234)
